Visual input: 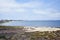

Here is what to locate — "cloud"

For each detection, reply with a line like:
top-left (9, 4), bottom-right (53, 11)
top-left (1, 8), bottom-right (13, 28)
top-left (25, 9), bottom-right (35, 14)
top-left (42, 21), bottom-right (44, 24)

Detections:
top-left (0, 0), bottom-right (42, 13)
top-left (32, 8), bottom-right (60, 18)
top-left (32, 8), bottom-right (59, 14)
top-left (0, 0), bottom-right (60, 20)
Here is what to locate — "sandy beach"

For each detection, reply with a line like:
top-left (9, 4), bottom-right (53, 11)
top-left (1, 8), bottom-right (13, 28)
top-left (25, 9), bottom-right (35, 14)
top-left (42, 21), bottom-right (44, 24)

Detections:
top-left (24, 27), bottom-right (60, 32)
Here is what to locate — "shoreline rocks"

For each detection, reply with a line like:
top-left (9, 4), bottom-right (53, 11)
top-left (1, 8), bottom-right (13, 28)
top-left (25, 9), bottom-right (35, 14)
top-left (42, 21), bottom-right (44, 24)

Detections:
top-left (0, 26), bottom-right (60, 40)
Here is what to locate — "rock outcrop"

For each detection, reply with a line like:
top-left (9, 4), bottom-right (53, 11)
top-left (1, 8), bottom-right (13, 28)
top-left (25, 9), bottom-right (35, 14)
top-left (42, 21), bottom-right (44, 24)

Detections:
top-left (0, 26), bottom-right (60, 40)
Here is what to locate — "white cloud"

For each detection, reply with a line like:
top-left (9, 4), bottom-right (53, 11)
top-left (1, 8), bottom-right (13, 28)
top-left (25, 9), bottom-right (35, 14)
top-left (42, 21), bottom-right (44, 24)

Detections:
top-left (0, 0), bottom-right (27, 13)
top-left (32, 8), bottom-right (60, 17)
top-left (33, 8), bottom-right (58, 14)
top-left (0, 0), bottom-right (52, 13)
top-left (0, 0), bottom-right (60, 20)
top-left (0, 0), bottom-right (42, 13)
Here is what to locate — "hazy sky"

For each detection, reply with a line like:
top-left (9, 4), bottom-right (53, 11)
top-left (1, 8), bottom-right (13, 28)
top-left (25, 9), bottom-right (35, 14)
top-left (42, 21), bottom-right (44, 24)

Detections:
top-left (0, 0), bottom-right (60, 20)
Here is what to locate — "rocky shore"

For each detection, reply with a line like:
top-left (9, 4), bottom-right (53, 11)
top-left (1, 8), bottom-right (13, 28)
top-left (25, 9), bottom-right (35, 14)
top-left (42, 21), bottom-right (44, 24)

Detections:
top-left (0, 26), bottom-right (60, 40)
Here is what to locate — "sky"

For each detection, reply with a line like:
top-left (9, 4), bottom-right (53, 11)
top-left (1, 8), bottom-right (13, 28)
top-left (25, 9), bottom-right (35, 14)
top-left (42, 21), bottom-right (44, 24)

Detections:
top-left (0, 0), bottom-right (60, 20)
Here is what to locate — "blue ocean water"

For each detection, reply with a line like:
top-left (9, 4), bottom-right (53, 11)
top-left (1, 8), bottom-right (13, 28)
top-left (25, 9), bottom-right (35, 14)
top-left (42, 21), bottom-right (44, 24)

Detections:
top-left (0, 20), bottom-right (60, 27)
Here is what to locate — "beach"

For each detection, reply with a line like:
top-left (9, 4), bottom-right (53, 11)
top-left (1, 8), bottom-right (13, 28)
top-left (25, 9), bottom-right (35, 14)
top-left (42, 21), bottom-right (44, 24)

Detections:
top-left (24, 27), bottom-right (60, 32)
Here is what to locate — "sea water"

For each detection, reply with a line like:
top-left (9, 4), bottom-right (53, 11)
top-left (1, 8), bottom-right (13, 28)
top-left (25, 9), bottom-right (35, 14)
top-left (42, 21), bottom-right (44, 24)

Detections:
top-left (0, 20), bottom-right (60, 27)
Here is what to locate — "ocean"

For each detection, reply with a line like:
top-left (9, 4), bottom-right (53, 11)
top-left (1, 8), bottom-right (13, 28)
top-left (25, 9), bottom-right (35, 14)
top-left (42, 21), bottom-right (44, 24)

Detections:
top-left (0, 20), bottom-right (60, 27)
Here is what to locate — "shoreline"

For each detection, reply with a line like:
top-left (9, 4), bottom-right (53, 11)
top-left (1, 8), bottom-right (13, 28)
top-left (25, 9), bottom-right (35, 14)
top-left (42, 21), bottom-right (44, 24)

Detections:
top-left (24, 26), bottom-right (60, 32)
top-left (0, 26), bottom-right (60, 32)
